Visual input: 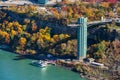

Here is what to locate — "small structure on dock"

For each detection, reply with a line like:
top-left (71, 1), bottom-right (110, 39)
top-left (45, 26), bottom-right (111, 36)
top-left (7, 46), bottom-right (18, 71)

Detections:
top-left (84, 58), bottom-right (95, 63)
top-left (90, 62), bottom-right (104, 67)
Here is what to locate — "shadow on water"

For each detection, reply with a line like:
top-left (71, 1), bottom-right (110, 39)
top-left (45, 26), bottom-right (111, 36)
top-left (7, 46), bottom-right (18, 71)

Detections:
top-left (12, 54), bottom-right (47, 61)
top-left (29, 63), bottom-right (41, 67)
top-left (12, 55), bottom-right (27, 60)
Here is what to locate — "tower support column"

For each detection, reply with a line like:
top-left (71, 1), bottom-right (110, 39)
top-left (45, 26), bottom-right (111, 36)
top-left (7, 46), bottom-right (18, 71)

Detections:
top-left (77, 17), bottom-right (87, 60)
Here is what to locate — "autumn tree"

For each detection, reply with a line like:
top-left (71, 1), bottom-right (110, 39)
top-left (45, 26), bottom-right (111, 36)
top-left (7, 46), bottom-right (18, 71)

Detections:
top-left (19, 37), bottom-right (27, 50)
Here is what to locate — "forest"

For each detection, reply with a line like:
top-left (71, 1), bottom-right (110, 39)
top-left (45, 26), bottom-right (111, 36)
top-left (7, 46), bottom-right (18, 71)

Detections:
top-left (0, 2), bottom-right (120, 59)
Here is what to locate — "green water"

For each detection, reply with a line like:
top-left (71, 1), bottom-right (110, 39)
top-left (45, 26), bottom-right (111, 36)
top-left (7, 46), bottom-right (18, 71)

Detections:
top-left (0, 49), bottom-right (85, 80)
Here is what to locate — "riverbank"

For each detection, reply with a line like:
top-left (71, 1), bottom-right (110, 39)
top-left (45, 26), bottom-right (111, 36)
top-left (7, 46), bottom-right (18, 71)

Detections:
top-left (56, 59), bottom-right (109, 80)
top-left (56, 46), bottom-right (120, 80)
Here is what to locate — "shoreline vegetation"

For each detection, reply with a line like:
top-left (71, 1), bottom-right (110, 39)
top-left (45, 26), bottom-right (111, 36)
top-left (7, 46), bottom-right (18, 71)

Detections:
top-left (0, 1), bottom-right (120, 80)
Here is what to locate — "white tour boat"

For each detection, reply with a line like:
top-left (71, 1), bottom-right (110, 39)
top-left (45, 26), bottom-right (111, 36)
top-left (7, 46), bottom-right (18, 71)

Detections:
top-left (32, 60), bottom-right (48, 67)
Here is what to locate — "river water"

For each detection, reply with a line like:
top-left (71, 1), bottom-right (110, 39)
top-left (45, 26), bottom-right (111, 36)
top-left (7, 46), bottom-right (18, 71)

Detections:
top-left (0, 49), bottom-right (85, 80)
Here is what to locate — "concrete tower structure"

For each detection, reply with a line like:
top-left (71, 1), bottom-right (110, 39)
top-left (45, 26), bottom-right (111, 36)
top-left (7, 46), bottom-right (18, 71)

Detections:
top-left (77, 17), bottom-right (87, 60)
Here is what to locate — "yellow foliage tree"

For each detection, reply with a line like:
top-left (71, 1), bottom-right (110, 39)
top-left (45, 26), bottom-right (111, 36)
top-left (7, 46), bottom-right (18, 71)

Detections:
top-left (19, 37), bottom-right (27, 49)
top-left (100, 2), bottom-right (109, 8)
top-left (53, 34), bottom-right (59, 41)
top-left (5, 33), bottom-right (10, 44)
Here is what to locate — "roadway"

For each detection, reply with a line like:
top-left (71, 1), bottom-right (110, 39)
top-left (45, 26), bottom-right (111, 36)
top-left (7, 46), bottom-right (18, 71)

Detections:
top-left (0, 0), bottom-right (33, 6)
top-left (0, 0), bottom-right (57, 6)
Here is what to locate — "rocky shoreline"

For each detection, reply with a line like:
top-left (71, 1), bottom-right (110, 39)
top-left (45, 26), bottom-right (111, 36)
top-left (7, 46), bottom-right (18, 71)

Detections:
top-left (56, 58), bottom-right (120, 80)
